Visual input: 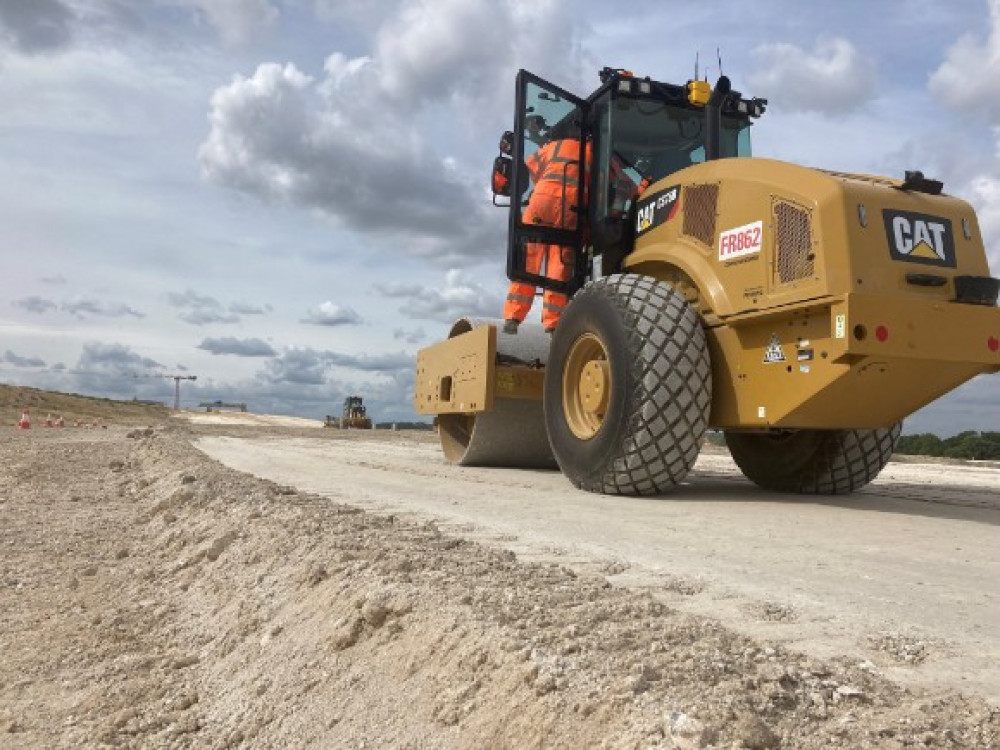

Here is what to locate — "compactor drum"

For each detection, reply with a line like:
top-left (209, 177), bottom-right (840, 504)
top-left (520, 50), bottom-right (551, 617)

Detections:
top-left (414, 67), bottom-right (1000, 496)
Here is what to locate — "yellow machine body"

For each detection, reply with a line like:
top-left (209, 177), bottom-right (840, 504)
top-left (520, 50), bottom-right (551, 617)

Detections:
top-left (625, 157), bottom-right (1000, 429)
top-left (415, 157), bottom-right (1000, 431)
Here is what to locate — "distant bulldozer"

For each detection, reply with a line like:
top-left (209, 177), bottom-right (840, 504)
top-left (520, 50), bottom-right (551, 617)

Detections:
top-left (326, 396), bottom-right (373, 429)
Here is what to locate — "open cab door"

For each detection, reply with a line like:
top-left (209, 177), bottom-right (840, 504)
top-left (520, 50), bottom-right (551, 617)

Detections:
top-left (506, 70), bottom-right (588, 296)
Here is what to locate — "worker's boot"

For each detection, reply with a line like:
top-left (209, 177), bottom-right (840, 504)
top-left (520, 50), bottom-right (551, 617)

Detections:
top-left (502, 319), bottom-right (520, 335)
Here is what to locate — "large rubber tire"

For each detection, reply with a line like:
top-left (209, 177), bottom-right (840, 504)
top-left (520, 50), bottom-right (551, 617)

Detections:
top-left (724, 423), bottom-right (902, 494)
top-left (544, 273), bottom-right (712, 495)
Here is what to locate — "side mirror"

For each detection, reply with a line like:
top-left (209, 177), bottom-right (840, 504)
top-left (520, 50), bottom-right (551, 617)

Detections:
top-left (491, 155), bottom-right (512, 205)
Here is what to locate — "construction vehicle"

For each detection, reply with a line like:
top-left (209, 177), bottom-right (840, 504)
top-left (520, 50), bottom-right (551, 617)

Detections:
top-left (414, 67), bottom-right (1000, 495)
top-left (330, 396), bottom-right (373, 429)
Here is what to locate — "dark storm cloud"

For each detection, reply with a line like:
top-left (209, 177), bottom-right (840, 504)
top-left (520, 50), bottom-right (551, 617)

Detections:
top-left (197, 336), bottom-right (277, 357)
top-left (0, 0), bottom-right (75, 54)
top-left (13, 296), bottom-right (58, 314)
top-left (2, 350), bottom-right (46, 368)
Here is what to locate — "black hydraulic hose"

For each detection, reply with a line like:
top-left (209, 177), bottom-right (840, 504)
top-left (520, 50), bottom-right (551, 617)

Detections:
top-left (705, 75), bottom-right (731, 161)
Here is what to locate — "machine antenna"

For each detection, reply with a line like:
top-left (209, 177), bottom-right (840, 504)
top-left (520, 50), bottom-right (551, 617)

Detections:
top-left (694, 51), bottom-right (699, 81)
top-left (717, 47), bottom-right (724, 77)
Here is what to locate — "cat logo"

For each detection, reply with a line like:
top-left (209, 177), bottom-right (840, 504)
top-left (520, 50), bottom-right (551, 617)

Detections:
top-left (635, 184), bottom-right (680, 237)
top-left (882, 209), bottom-right (956, 268)
top-left (636, 203), bottom-right (655, 233)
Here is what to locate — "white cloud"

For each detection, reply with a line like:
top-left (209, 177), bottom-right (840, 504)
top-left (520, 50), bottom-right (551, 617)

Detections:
top-left (229, 301), bottom-right (271, 315)
top-left (13, 296), bottom-right (58, 314)
top-left (301, 301), bottom-right (362, 326)
top-left (61, 297), bottom-right (144, 319)
top-left (393, 327), bottom-right (426, 344)
top-left (258, 346), bottom-right (413, 385)
top-left (167, 289), bottom-right (242, 325)
top-left (165, 0), bottom-right (278, 46)
top-left (966, 172), bottom-right (1000, 270)
top-left (197, 0), bottom-right (585, 265)
top-left (12, 294), bottom-right (144, 319)
top-left (198, 60), bottom-right (503, 263)
top-left (748, 37), bottom-right (876, 115)
top-left (928, 0), bottom-right (1000, 120)
top-left (374, 0), bottom-right (515, 103)
top-left (375, 268), bottom-right (504, 324)
top-left (75, 341), bottom-right (162, 377)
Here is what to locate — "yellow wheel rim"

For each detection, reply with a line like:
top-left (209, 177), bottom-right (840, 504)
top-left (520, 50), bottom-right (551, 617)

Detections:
top-left (562, 333), bottom-right (611, 440)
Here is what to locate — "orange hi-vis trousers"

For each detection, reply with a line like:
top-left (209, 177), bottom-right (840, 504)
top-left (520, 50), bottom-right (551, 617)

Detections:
top-left (503, 189), bottom-right (575, 329)
top-left (503, 242), bottom-right (570, 329)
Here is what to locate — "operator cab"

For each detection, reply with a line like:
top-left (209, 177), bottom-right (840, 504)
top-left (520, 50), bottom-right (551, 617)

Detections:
top-left (494, 68), bottom-right (765, 295)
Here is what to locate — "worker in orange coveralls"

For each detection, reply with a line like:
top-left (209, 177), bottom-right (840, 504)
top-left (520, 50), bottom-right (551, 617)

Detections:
top-left (502, 136), bottom-right (589, 334)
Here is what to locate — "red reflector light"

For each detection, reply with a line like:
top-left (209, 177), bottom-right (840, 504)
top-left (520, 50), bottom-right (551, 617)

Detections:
top-left (875, 325), bottom-right (889, 343)
top-left (989, 336), bottom-right (999, 352)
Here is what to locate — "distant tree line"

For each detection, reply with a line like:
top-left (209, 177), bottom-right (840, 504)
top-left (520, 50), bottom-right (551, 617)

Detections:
top-left (895, 431), bottom-right (1000, 460)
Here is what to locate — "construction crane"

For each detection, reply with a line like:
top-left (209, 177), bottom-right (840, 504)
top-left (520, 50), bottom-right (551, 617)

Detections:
top-left (134, 373), bottom-right (197, 411)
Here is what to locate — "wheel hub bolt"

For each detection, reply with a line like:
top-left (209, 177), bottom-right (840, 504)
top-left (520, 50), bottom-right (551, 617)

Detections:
top-left (580, 360), bottom-right (610, 415)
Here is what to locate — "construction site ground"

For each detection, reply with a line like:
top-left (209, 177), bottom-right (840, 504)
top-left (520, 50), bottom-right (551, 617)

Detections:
top-left (0, 406), bottom-right (997, 748)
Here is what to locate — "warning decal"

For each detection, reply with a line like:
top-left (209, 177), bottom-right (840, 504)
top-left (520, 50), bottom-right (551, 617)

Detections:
top-left (763, 334), bottom-right (786, 364)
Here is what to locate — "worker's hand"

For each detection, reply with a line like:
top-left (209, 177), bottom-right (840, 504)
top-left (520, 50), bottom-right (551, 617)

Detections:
top-left (499, 131), bottom-right (514, 155)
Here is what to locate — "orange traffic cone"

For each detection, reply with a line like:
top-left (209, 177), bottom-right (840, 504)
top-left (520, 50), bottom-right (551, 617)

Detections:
top-left (17, 408), bottom-right (30, 429)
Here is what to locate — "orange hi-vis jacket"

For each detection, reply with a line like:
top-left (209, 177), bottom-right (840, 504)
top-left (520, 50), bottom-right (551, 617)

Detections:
top-left (525, 138), bottom-right (591, 219)
top-left (504, 138), bottom-right (636, 329)
top-left (504, 138), bottom-right (590, 329)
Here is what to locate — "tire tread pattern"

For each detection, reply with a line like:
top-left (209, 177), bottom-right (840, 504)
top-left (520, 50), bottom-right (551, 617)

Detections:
top-left (803, 423), bottom-right (902, 494)
top-left (579, 274), bottom-right (711, 495)
top-left (726, 423), bottom-right (902, 495)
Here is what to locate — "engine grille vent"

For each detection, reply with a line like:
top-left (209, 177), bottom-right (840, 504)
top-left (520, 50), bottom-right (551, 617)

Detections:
top-left (682, 184), bottom-right (719, 246)
top-left (773, 200), bottom-right (814, 284)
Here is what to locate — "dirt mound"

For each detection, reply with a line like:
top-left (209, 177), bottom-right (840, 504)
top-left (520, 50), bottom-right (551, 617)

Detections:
top-left (0, 383), bottom-right (168, 426)
top-left (0, 424), bottom-right (996, 748)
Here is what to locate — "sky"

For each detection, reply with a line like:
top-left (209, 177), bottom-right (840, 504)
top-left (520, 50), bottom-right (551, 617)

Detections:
top-left (0, 0), bottom-right (998, 434)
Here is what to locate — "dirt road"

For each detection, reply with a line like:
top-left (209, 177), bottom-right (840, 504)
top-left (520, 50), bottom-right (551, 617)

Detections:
top-left (197, 432), bottom-right (1000, 705)
top-left (2, 419), bottom-right (997, 748)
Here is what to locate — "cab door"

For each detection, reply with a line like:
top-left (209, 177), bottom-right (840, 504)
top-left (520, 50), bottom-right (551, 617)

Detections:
top-left (506, 70), bottom-right (588, 295)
